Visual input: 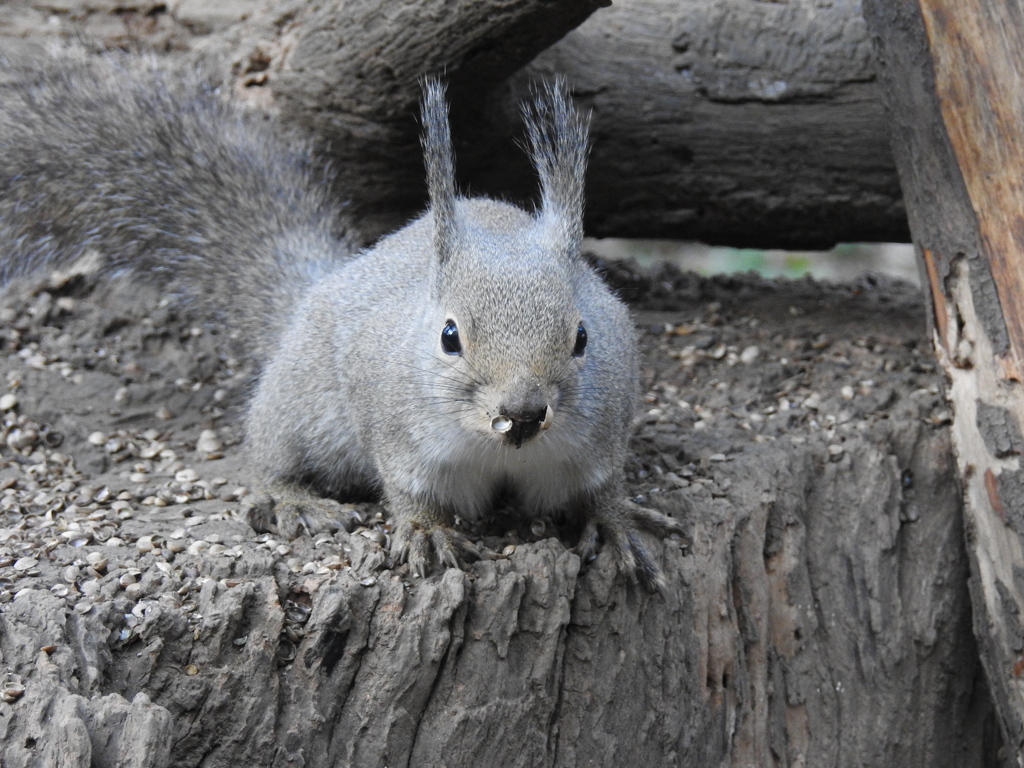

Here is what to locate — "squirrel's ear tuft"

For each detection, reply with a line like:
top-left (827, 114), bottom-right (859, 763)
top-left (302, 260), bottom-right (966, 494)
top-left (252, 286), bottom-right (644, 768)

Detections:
top-left (523, 78), bottom-right (590, 256)
top-left (420, 77), bottom-right (458, 266)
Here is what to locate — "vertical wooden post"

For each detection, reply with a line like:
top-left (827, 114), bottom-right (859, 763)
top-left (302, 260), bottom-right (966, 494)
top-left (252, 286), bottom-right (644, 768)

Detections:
top-left (864, 0), bottom-right (1024, 756)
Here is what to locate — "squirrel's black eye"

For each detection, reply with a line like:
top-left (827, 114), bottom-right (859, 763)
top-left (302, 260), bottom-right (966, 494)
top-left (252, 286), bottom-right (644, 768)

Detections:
top-left (441, 319), bottom-right (462, 355)
top-left (573, 323), bottom-right (587, 357)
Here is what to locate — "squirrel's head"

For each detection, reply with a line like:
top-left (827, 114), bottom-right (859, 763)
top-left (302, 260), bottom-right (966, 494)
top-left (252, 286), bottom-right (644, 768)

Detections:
top-left (420, 78), bottom-right (593, 449)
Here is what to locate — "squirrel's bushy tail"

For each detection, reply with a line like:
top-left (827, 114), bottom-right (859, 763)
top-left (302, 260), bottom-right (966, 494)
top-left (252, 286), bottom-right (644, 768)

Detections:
top-left (0, 50), bottom-right (355, 360)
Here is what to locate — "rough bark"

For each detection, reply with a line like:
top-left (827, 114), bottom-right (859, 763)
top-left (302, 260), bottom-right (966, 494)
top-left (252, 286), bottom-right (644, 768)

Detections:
top-left (863, 0), bottom-right (1024, 760)
top-left (0, 0), bottom-right (906, 248)
top-left (0, 269), bottom-right (1000, 766)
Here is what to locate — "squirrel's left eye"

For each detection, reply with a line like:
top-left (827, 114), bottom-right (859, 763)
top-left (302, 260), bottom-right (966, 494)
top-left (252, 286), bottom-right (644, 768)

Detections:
top-left (573, 323), bottom-right (587, 357)
top-left (441, 319), bottom-right (462, 355)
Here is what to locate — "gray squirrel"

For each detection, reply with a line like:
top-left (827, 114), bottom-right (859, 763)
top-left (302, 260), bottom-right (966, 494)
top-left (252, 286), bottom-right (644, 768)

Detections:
top-left (0, 51), bottom-right (683, 589)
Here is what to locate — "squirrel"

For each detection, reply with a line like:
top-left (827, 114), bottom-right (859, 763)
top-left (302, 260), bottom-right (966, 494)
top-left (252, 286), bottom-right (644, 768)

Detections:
top-left (0, 50), bottom-right (684, 590)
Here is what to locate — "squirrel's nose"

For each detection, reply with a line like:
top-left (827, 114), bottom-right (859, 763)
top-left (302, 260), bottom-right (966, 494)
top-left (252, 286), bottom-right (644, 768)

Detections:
top-left (493, 404), bottom-right (554, 448)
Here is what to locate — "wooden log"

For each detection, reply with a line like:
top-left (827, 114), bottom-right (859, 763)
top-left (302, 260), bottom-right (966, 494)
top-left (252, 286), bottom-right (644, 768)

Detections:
top-left (0, 0), bottom-right (907, 248)
top-left (863, 0), bottom-right (1024, 758)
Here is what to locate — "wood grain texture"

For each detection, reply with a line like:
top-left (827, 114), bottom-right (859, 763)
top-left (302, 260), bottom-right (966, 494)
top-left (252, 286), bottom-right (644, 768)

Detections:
top-left (864, 0), bottom-right (1024, 757)
top-left (0, 0), bottom-right (907, 248)
top-left (918, 0), bottom-right (1024, 382)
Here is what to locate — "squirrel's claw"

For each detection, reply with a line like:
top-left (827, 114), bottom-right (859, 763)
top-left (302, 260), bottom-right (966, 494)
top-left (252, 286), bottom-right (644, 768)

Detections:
top-left (391, 520), bottom-right (482, 578)
top-left (244, 485), bottom-right (360, 538)
top-left (575, 500), bottom-right (686, 593)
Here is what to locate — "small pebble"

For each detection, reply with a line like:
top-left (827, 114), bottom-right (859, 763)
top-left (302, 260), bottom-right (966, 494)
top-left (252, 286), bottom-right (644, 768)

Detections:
top-left (0, 394), bottom-right (18, 411)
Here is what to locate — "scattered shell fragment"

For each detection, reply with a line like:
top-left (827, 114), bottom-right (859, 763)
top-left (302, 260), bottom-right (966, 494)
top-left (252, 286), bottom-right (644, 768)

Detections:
top-left (530, 519), bottom-right (546, 537)
top-left (491, 415), bottom-right (513, 433)
top-left (276, 640), bottom-right (297, 663)
top-left (359, 576), bottom-right (377, 587)
top-left (196, 430), bottom-right (222, 454)
top-left (187, 541), bottom-right (210, 556)
top-left (739, 345), bottom-right (760, 364)
top-left (501, 544), bottom-right (516, 557)
top-left (86, 552), bottom-right (107, 569)
top-left (1, 682), bottom-right (26, 703)
top-left (184, 665), bottom-right (199, 676)
top-left (284, 601), bottom-right (312, 624)
top-left (0, 394), bottom-right (18, 411)
top-left (13, 557), bottom-right (38, 572)
top-left (359, 529), bottom-right (386, 545)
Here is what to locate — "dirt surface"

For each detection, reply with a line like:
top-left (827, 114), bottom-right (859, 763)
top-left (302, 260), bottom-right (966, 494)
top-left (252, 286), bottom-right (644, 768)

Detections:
top-left (1, 262), bottom-right (989, 768)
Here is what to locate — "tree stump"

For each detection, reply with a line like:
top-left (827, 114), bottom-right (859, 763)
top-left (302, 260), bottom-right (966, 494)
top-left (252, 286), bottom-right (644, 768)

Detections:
top-left (0, 267), bottom-right (999, 766)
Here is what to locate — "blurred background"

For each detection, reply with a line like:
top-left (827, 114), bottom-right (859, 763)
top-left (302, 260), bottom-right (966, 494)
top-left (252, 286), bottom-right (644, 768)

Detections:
top-left (584, 240), bottom-right (920, 286)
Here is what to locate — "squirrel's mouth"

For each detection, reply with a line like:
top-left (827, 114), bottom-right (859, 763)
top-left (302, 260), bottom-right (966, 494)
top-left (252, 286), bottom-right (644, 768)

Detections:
top-left (491, 405), bottom-right (553, 449)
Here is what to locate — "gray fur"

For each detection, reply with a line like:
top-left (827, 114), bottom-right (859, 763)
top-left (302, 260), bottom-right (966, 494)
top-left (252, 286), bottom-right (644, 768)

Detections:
top-left (0, 52), bottom-right (682, 590)
top-left (0, 50), bottom-right (353, 360)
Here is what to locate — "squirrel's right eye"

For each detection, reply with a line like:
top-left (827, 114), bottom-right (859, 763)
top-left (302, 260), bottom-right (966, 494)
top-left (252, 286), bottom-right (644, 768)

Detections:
top-left (441, 320), bottom-right (462, 355)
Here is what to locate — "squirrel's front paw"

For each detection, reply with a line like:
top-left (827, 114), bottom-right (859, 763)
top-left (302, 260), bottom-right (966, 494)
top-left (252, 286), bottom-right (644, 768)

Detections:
top-left (244, 484), bottom-right (361, 538)
top-left (390, 520), bottom-right (483, 578)
top-left (575, 500), bottom-right (686, 593)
